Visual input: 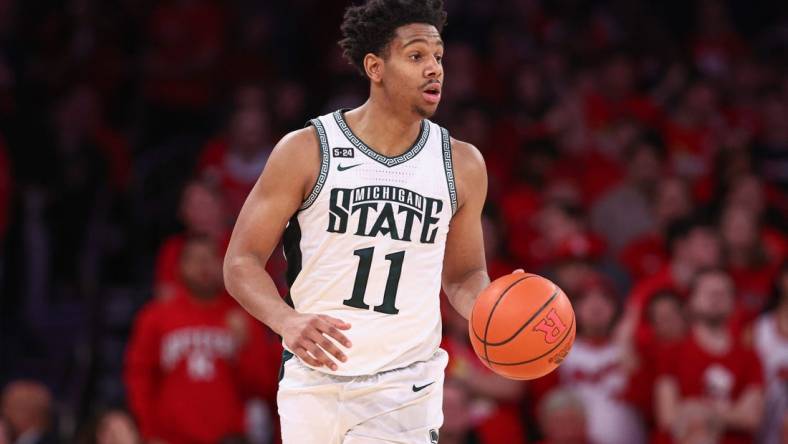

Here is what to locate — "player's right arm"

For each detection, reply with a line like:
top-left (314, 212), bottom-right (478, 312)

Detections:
top-left (224, 127), bottom-right (351, 371)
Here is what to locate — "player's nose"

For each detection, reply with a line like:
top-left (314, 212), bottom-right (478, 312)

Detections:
top-left (424, 56), bottom-right (442, 78)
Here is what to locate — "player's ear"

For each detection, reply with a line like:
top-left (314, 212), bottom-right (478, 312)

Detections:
top-left (364, 53), bottom-right (383, 83)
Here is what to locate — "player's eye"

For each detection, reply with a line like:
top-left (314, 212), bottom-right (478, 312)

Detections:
top-left (435, 54), bottom-right (443, 64)
top-left (410, 53), bottom-right (422, 61)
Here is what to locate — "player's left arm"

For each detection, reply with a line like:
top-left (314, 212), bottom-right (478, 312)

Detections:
top-left (441, 139), bottom-right (490, 320)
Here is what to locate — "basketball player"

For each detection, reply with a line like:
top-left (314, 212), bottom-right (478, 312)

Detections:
top-left (224, 1), bottom-right (494, 442)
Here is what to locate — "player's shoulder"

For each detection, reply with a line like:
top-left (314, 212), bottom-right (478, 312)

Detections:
top-left (263, 126), bottom-right (322, 184)
top-left (449, 137), bottom-right (487, 185)
top-left (271, 126), bottom-right (321, 162)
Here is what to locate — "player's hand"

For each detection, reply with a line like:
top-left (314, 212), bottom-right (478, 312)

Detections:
top-left (281, 313), bottom-right (352, 370)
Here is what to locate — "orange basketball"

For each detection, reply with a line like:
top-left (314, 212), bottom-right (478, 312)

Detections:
top-left (469, 272), bottom-right (576, 380)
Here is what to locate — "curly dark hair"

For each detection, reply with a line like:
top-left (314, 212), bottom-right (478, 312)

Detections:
top-left (339, 0), bottom-right (447, 76)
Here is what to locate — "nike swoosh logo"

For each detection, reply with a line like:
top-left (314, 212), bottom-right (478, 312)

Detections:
top-left (412, 382), bottom-right (435, 392)
top-left (337, 163), bottom-right (362, 172)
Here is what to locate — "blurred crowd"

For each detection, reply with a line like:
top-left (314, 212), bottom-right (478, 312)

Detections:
top-left (1, 0), bottom-right (788, 443)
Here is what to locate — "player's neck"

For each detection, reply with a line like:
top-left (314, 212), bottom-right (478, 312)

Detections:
top-left (343, 99), bottom-right (424, 158)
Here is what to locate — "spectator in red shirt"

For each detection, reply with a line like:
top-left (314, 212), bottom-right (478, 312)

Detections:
top-left (621, 216), bottom-right (721, 345)
top-left (654, 268), bottom-right (764, 444)
top-left (619, 176), bottom-right (692, 281)
top-left (517, 199), bottom-right (606, 276)
top-left (582, 52), bottom-right (663, 131)
top-left (154, 179), bottom-right (230, 300)
top-left (626, 290), bottom-right (688, 427)
top-left (720, 203), bottom-right (784, 325)
top-left (197, 106), bottom-right (273, 217)
top-left (125, 235), bottom-right (279, 444)
top-left (537, 388), bottom-right (589, 444)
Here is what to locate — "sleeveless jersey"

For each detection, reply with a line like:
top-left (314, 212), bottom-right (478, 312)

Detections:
top-left (282, 109), bottom-right (457, 376)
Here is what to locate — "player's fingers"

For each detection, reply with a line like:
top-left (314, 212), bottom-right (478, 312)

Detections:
top-left (322, 325), bottom-right (353, 348)
top-left (294, 347), bottom-right (323, 368)
top-left (320, 315), bottom-right (352, 330)
top-left (317, 317), bottom-right (353, 347)
top-left (309, 330), bottom-right (347, 362)
top-left (305, 342), bottom-right (337, 371)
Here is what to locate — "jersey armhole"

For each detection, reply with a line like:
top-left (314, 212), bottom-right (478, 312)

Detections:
top-left (440, 126), bottom-right (458, 214)
top-left (300, 119), bottom-right (331, 211)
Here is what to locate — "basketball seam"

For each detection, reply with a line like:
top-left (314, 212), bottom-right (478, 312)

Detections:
top-left (486, 314), bottom-right (575, 366)
top-left (480, 276), bottom-right (536, 367)
top-left (471, 288), bottom-right (559, 346)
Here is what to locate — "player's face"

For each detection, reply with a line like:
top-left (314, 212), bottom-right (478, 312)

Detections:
top-left (384, 24), bottom-right (444, 118)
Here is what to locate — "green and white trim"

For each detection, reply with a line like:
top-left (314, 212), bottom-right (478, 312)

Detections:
top-left (300, 118), bottom-right (331, 211)
top-left (333, 110), bottom-right (430, 168)
top-left (441, 127), bottom-right (458, 214)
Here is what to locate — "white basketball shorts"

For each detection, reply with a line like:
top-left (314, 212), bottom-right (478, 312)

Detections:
top-left (277, 348), bottom-right (448, 444)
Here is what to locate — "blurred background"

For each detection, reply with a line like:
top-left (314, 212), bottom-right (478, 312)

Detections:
top-left (1, 0), bottom-right (788, 443)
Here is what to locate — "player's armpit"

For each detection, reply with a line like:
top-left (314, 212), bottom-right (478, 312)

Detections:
top-left (441, 139), bottom-right (490, 319)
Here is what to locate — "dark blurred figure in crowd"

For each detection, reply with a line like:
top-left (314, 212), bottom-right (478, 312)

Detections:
top-left (125, 235), bottom-right (279, 444)
top-left (196, 106), bottom-right (273, 218)
top-left (0, 134), bottom-right (10, 247)
top-left (590, 132), bottom-right (665, 253)
top-left (626, 289), bottom-right (688, 431)
top-left (534, 275), bottom-right (645, 444)
top-left (536, 388), bottom-right (589, 444)
top-left (481, 210), bottom-right (518, 280)
top-left (517, 199), bottom-right (606, 279)
top-left (663, 80), bottom-right (724, 181)
top-left (655, 268), bottom-right (763, 444)
top-left (442, 306), bottom-right (527, 444)
top-left (153, 179), bottom-right (229, 300)
top-left (76, 409), bottom-right (139, 444)
top-left (622, 216), bottom-right (721, 344)
top-left (619, 176), bottom-right (692, 281)
top-left (439, 379), bottom-right (484, 444)
top-left (0, 380), bottom-right (57, 444)
top-left (754, 95), bottom-right (788, 193)
top-left (141, 0), bottom-right (227, 141)
top-left (752, 262), bottom-right (788, 444)
top-left (0, 419), bottom-right (9, 444)
top-left (720, 203), bottom-right (786, 326)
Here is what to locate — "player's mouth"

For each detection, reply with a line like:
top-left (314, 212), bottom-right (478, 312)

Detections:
top-left (422, 84), bottom-right (441, 104)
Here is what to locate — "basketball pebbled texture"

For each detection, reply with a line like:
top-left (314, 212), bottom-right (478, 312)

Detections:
top-left (469, 273), bottom-right (576, 380)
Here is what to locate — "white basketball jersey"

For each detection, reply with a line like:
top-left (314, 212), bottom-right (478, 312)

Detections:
top-left (282, 109), bottom-right (457, 376)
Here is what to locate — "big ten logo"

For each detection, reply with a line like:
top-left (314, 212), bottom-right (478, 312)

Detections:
top-left (549, 334), bottom-right (575, 365)
top-left (533, 308), bottom-right (568, 344)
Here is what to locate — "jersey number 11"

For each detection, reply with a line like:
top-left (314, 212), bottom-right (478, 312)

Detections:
top-left (343, 247), bottom-right (404, 315)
